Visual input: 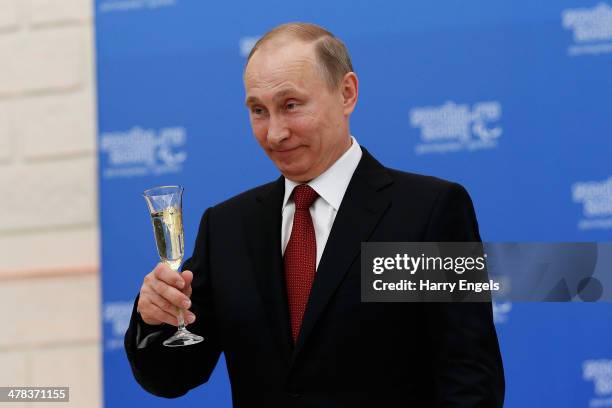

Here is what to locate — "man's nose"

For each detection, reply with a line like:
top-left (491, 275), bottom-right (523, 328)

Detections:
top-left (267, 114), bottom-right (289, 146)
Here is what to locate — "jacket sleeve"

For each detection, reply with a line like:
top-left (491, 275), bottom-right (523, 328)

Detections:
top-left (124, 207), bottom-right (222, 398)
top-left (423, 182), bottom-right (506, 407)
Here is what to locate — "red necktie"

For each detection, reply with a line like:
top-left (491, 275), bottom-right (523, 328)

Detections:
top-left (284, 184), bottom-right (319, 343)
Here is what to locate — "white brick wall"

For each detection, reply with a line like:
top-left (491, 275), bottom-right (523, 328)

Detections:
top-left (0, 101), bottom-right (13, 161)
top-left (29, 0), bottom-right (92, 26)
top-left (0, 27), bottom-right (87, 95)
top-left (0, 351), bottom-right (29, 408)
top-left (0, 158), bottom-right (96, 232)
top-left (0, 274), bottom-right (100, 347)
top-left (30, 344), bottom-right (101, 407)
top-left (0, 1), bottom-right (98, 264)
top-left (0, 227), bottom-right (99, 272)
top-left (0, 0), bottom-right (20, 31)
top-left (0, 0), bottom-right (100, 407)
top-left (0, 352), bottom-right (28, 385)
top-left (0, 341), bottom-right (101, 408)
top-left (20, 89), bottom-right (96, 158)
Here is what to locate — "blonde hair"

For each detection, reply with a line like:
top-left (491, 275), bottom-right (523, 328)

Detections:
top-left (246, 22), bottom-right (354, 90)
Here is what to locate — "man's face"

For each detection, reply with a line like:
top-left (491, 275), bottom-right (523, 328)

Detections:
top-left (244, 38), bottom-right (353, 182)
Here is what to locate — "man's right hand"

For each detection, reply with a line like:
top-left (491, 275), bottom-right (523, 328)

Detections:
top-left (137, 263), bottom-right (197, 326)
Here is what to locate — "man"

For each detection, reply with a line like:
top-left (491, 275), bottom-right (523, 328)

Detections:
top-left (125, 22), bottom-right (505, 407)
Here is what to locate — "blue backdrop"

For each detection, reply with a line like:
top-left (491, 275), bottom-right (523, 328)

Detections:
top-left (96, 1), bottom-right (612, 406)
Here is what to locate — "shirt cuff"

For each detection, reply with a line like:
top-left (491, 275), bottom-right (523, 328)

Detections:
top-left (134, 313), bottom-right (168, 349)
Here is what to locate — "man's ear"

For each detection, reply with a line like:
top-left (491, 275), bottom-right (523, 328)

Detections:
top-left (341, 72), bottom-right (358, 116)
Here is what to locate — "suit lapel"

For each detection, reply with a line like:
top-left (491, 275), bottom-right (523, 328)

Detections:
top-left (244, 177), bottom-right (293, 364)
top-left (290, 149), bottom-right (393, 364)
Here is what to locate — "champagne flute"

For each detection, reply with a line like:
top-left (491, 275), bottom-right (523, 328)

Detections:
top-left (143, 185), bottom-right (204, 347)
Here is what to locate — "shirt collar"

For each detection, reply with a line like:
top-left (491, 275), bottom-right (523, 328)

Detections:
top-left (283, 136), bottom-right (363, 211)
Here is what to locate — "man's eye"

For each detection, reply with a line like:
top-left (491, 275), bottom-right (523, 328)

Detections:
top-left (251, 107), bottom-right (264, 115)
top-left (285, 102), bottom-right (298, 111)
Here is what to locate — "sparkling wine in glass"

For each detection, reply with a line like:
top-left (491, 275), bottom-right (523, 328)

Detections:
top-left (143, 185), bottom-right (204, 347)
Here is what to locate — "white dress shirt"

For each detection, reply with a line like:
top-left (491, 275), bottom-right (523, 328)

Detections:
top-left (281, 136), bottom-right (363, 269)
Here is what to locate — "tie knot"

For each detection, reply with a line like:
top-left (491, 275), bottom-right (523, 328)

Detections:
top-left (292, 184), bottom-right (318, 210)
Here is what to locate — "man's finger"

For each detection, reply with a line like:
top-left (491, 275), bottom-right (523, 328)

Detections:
top-left (144, 286), bottom-right (194, 322)
top-left (138, 293), bottom-right (178, 326)
top-left (154, 262), bottom-right (185, 289)
top-left (145, 287), bottom-right (179, 316)
top-left (137, 297), bottom-right (163, 326)
top-left (150, 278), bottom-right (191, 309)
top-left (146, 303), bottom-right (182, 326)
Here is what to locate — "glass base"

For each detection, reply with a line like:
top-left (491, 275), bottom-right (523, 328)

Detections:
top-left (163, 328), bottom-right (204, 347)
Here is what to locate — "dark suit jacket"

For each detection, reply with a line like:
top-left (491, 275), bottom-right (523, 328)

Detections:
top-left (125, 148), bottom-right (505, 407)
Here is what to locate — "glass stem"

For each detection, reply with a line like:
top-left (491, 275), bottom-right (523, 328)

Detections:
top-left (177, 308), bottom-right (186, 331)
top-left (171, 265), bottom-right (187, 331)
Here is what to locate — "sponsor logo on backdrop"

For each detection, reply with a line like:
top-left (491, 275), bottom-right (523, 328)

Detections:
top-left (409, 101), bottom-right (502, 155)
top-left (239, 36), bottom-right (261, 58)
top-left (492, 301), bottom-right (512, 324)
top-left (98, 0), bottom-right (177, 13)
top-left (572, 177), bottom-right (612, 230)
top-left (103, 301), bottom-right (133, 351)
top-left (562, 3), bottom-right (612, 56)
top-left (583, 360), bottom-right (612, 407)
top-left (100, 126), bottom-right (187, 179)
